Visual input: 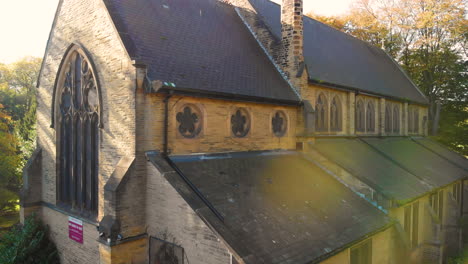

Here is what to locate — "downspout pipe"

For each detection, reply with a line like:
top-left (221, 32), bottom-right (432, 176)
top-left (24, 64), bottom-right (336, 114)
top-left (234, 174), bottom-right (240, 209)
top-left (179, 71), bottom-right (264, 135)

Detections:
top-left (159, 91), bottom-right (224, 222)
top-left (162, 92), bottom-right (172, 157)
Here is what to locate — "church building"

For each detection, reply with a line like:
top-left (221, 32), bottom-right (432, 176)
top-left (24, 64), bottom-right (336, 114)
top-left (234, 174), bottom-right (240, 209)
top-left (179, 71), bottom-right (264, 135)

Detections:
top-left (21, 0), bottom-right (468, 263)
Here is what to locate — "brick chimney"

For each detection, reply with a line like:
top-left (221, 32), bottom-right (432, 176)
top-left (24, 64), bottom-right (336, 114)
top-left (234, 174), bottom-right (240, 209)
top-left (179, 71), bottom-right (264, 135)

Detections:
top-left (280, 0), bottom-right (304, 83)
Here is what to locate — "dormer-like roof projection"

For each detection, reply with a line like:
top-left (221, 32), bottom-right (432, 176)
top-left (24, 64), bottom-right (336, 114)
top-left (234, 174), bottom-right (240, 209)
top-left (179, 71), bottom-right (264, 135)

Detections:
top-left (248, 0), bottom-right (429, 105)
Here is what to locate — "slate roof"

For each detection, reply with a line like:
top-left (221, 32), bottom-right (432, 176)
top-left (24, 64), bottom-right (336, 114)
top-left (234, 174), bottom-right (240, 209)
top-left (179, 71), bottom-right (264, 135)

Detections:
top-left (247, 0), bottom-right (428, 104)
top-left (148, 151), bottom-right (391, 264)
top-left (310, 138), bottom-right (432, 202)
top-left (362, 138), bottom-right (467, 188)
top-left (412, 137), bottom-right (468, 171)
top-left (102, 0), bottom-right (300, 103)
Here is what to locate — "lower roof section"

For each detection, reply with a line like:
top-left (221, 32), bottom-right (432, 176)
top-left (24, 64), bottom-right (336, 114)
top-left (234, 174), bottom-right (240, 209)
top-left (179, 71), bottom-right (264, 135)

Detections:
top-left (362, 137), bottom-right (467, 188)
top-left (411, 137), bottom-right (468, 171)
top-left (149, 151), bottom-right (391, 264)
top-left (310, 138), bottom-right (432, 203)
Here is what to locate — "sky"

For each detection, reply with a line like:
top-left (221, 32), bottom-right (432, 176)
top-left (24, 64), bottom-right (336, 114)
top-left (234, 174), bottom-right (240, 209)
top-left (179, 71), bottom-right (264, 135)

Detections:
top-left (0, 0), bottom-right (354, 64)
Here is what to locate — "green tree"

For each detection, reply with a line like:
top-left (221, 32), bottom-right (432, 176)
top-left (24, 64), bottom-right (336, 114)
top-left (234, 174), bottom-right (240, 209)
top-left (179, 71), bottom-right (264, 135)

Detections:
top-left (0, 215), bottom-right (59, 264)
top-left (0, 103), bottom-right (22, 213)
top-left (0, 57), bottom-right (41, 214)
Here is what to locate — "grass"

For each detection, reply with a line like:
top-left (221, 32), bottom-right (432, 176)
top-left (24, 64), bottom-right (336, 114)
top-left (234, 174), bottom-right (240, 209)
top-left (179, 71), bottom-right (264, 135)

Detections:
top-left (448, 246), bottom-right (468, 264)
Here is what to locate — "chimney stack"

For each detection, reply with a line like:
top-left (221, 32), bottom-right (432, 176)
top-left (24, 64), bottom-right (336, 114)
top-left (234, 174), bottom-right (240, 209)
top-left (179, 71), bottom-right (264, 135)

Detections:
top-left (281, 0), bottom-right (304, 82)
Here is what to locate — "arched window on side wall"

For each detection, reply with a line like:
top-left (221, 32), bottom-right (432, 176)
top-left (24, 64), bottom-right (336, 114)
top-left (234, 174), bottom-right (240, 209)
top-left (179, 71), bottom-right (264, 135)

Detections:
top-left (408, 108), bottom-right (414, 133)
top-left (330, 96), bottom-right (342, 132)
top-left (413, 108), bottom-right (419, 134)
top-left (315, 93), bottom-right (328, 132)
top-left (393, 105), bottom-right (400, 133)
top-left (55, 46), bottom-right (101, 218)
top-left (385, 104), bottom-right (392, 133)
top-left (356, 99), bottom-right (365, 132)
top-left (366, 101), bottom-right (375, 132)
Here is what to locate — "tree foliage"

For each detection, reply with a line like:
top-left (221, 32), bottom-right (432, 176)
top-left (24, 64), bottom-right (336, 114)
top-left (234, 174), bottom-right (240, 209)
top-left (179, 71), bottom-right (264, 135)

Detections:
top-left (0, 57), bottom-right (41, 214)
top-left (0, 215), bottom-right (59, 264)
top-left (307, 0), bottom-right (467, 155)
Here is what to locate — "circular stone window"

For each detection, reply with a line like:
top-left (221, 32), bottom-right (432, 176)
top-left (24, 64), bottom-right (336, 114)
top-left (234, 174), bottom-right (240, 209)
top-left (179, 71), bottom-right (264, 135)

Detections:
top-left (272, 111), bottom-right (287, 137)
top-left (231, 108), bottom-right (250, 138)
top-left (176, 105), bottom-right (202, 138)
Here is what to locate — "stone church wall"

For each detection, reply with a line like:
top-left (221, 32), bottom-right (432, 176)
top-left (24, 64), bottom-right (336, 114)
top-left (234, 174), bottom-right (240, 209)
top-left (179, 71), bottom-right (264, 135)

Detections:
top-left (35, 0), bottom-right (136, 261)
top-left (319, 227), bottom-right (395, 264)
top-left (145, 162), bottom-right (232, 264)
top-left (142, 94), bottom-right (298, 155)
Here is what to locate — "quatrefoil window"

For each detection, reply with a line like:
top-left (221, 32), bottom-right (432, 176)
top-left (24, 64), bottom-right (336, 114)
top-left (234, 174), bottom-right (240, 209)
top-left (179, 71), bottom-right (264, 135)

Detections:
top-left (231, 108), bottom-right (250, 138)
top-left (272, 111), bottom-right (287, 137)
top-left (176, 105), bottom-right (202, 138)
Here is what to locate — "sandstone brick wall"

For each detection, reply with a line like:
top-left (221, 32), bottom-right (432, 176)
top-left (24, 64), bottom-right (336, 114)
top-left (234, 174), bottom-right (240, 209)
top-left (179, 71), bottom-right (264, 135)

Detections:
top-left (319, 227), bottom-right (395, 264)
top-left (389, 182), bottom-right (463, 256)
top-left (36, 0), bottom-right (136, 260)
top-left (41, 206), bottom-right (100, 264)
top-left (142, 94), bottom-right (298, 155)
top-left (146, 162), bottom-right (231, 264)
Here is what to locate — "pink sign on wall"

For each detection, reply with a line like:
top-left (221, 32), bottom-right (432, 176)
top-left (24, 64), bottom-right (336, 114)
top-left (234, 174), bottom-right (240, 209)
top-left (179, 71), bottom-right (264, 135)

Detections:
top-left (68, 216), bottom-right (83, 244)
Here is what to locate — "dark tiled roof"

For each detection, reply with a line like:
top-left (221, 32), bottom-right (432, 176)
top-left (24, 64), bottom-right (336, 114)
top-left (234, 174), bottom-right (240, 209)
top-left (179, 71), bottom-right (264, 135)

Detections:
top-left (362, 138), bottom-right (467, 187)
top-left (247, 0), bottom-right (428, 104)
top-left (412, 137), bottom-right (468, 171)
top-left (103, 0), bottom-right (300, 102)
top-left (310, 138), bottom-right (432, 202)
top-left (149, 151), bottom-right (390, 264)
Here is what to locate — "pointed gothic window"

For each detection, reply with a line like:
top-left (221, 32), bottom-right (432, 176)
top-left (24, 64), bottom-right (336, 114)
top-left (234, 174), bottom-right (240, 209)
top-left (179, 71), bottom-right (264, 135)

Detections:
top-left (413, 108), bottom-right (419, 134)
top-left (330, 96), bottom-right (342, 132)
top-left (408, 108), bottom-right (414, 133)
top-left (56, 47), bottom-right (100, 217)
top-left (385, 104), bottom-right (392, 133)
top-left (315, 94), bottom-right (328, 132)
top-left (393, 105), bottom-right (400, 133)
top-left (356, 99), bottom-right (365, 132)
top-left (366, 102), bottom-right (375, 132)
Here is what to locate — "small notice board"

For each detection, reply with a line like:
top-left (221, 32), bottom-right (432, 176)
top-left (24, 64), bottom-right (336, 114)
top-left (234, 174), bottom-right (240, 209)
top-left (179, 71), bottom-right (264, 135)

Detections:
top-left (68, 216), bottom-right (83, 244)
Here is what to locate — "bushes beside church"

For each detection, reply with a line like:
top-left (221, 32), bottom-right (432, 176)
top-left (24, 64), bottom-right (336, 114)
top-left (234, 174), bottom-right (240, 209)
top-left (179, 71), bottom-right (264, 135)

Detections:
top-left (0, 215), bottom-right (59, 264)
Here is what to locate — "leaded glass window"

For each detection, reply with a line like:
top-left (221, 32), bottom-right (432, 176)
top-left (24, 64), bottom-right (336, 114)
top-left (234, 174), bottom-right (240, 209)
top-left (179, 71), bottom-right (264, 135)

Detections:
top-left (385, 105), bottom-right (392, 133)
top-left (330, 96), bottom-right (342, 132)
top-left (413, 108), bottom-right (419, 133)
top-left (176, 105), bottom-right (202, 138)
top-left (56, 48), bottom-right (100, 216)
top-left (315, 94), bottom-right (328, 132)
top-left (393, 105), bottom-right (400, 133)
top-left (356, 100), bottom-right (365, 132)
top-left (231, 108), bottom-right (250, 138)
top-left (366, 101), bottom-right (375, 132)
top-left (272, 111), bottom-right (287, 137)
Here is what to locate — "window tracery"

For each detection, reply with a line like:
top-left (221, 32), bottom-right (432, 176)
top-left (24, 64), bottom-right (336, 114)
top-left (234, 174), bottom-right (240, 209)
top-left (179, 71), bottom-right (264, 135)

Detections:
top-left (330, 96), bottom-right (342, 132)
top-left (272, 111), bottom-right (287, 137)
top-left (176, 105), bottom-right (202, 138)
top-left (356, 99), bottom-right (365, 132)
top-left (385, 105), bottom-right (392, 133)
top-left (56, 47), bottom-right (100, 216)
top-left (315, 94), bottom-right (328, 132)
top-left (231, 108), bottom-right (250, 138)
top-left (393, 105), bottom-right (400, 133)
top-left (366, 101), bottom-right (375, 132)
